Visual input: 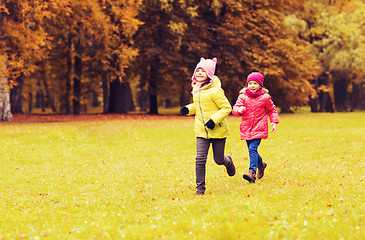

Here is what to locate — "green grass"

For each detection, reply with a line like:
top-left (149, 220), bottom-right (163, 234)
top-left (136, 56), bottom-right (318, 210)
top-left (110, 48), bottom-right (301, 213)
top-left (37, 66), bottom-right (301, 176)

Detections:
top-left (0, 112), bottom-right (364, 239)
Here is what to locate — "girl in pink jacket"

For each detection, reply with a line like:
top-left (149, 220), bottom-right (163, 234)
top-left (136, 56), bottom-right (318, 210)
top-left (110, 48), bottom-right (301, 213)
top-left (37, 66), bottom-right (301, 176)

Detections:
top-left (232, 72), bottom-right (279, 183)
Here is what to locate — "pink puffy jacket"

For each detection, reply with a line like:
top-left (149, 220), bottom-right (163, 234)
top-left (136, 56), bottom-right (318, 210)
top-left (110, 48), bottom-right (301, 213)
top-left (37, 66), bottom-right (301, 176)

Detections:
top-left (232, 89), bottom-right (279, 140)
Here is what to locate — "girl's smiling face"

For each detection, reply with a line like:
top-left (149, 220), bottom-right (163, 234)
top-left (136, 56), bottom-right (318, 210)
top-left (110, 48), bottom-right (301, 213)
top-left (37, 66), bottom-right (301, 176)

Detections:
top-left (195, 68), bottom-right (208, 82)
top-left (247, 81), bottom-right (261, 93)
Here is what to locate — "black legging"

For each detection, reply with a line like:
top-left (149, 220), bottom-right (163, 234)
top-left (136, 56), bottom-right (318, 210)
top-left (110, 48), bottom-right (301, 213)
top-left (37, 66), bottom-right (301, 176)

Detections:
top-left (195, 137), bottom-right (230, 193)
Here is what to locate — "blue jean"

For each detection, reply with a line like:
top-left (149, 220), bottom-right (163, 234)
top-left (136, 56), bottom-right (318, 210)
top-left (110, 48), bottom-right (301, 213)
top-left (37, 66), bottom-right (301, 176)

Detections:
top-left (246, 139), bottom-right (262, 171)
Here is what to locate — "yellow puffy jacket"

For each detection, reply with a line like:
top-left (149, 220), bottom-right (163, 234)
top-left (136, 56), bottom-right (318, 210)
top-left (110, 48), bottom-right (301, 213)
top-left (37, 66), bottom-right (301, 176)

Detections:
top-left (186, 76), bottom-right (232, 139)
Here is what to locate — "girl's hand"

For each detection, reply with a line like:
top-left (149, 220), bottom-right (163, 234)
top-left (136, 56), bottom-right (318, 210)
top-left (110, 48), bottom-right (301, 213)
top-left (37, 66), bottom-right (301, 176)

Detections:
top-left (205, 119), bottom-right (215, 130)
top-left (180, 106), bottom-right (189, 116)
top-left (238, 106), bottom-right (246, 115)
top-left (270, 123), bottom-right (277, 133)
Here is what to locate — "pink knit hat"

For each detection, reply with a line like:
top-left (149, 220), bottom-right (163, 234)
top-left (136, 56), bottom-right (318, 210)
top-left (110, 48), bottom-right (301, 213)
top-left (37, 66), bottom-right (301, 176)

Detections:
top-left (246, 72), bottom-right (264, 87)
top-left (191, 57), bottom-right (217, 83)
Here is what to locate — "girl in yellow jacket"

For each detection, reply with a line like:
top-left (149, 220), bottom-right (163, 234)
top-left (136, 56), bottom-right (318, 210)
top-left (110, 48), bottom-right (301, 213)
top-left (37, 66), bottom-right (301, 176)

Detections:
top-left (180, 57), bottom-right (235, 195)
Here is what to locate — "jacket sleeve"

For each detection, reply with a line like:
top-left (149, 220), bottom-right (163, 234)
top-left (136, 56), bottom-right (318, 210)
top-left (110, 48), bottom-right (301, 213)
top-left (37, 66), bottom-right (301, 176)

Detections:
top-left (209, 88), bottom-right (232, 124)
top-left (265, 96), bottom-right (279, 124)
top-left (232, 94), bottom-right (245, 117)
top-left (186, 103), bottom-right (196, 116)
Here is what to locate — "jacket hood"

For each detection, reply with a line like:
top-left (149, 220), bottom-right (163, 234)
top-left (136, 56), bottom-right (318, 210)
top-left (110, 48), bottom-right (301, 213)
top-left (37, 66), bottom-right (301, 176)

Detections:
top-left (211, 76), bottom-right (222, 88)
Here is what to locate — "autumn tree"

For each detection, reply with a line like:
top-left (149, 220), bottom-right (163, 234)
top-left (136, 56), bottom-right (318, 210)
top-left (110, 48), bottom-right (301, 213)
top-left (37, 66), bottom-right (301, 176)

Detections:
top-left (0, 0), bottom-right (47, 114)
top-left (132, 0), bottom-right (197, 114)
top-left (6, 0), bottom-right (361, 115)
top-left (207, 0), bottom-right (316, 113)
top-left (131, 0), bottom-right (318, 114)
top-left (177, 0), bottom-right (318, 113)
top-left (315, 0), bottom-right (365, 111)
top-left (286, 0), bottom-right (365, 112)
top-left (40, 0), bottom-right (107, 114)
top-left (0, 3), bottom-right (11, 120)
top-left (98, 0), bottom-right (142, 114)
top-left (30, 0), bottom-right (141, 114)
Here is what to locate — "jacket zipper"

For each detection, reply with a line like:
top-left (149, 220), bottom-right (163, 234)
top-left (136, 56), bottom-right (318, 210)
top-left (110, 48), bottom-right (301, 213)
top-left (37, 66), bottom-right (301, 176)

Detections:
top-left (198, 90), bottom-right (209, 139)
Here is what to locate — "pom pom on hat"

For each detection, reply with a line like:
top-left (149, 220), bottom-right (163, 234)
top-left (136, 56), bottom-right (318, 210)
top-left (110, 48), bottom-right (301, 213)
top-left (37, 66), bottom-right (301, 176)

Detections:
top-left (191, 57), bottom-right (217, 83)
top-left (246, 72), bottom-right (264, 87)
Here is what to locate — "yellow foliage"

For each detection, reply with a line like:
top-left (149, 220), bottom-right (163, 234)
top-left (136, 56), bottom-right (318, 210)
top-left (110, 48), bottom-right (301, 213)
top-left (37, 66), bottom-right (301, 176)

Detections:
top-left (0, 55), bottom-right (7, 87)
top-left (309, 0), bottom-right (365, 76)
top-left (168, 21), bottom-right (187, 35)
top-left (0, 5), bottom-right (9, 15)
top-left (318, 85), bottom-right (330, 93)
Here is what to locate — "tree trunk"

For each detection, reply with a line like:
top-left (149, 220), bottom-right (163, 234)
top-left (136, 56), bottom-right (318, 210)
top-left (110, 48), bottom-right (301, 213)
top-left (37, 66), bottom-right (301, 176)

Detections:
top-left (309, 77), bottom-right (319, 112)
top-left (317, 72), bottom-right (334, 112)
top-left (319, 92), bottom-right (334, 112)
top-left (108, 80), bottom-right (134, 113)
top-left (35, 91), bottom-right (43, 108)
top-left (137, 65), bottom-right (149, 112)
top-left (92, 90), bottom-right (100, 107)
top-left (0, 82), bottom-right (12, 121)
top-left (359, 84), bottom-right (365, 110)
top-left (73, 38), bottom-right (82, 115)
top-left (64, 34), bottom-right (72, 114)
top-left (280, 104), bottom-right (294, 113)
top-left (350, 82), bottom-right (360, 111)
top-left (149, 95), bottom-right (158, 114)
top-left (43, 78), bottom-right (56, 113)
top-left (332, 71), bottom-right (349, 112)
top-left (309, 96), bottom-right (319, 112)
top-left (0, 56), bottom-right (12, 121)
top-left (41, 66), bottom-right (56, 113)
top-left (123, 83), bottom-right (135, 112)
top-left (10, 73), bottom-right (24, 114)
top-left (28, 91), bottom-right (32, 113)
top-left (109, 79), bottom-right (121, 113)
top-left (0, 88), bottom-right (12, 121)
top-left (149, 57), bottom-right (159, 114)
top-left (137, 88), bottom-right (148, 112)
top-left (102, 72), bottom-right (109, 113)
top-left (35, 79), bottom-right (43, 110)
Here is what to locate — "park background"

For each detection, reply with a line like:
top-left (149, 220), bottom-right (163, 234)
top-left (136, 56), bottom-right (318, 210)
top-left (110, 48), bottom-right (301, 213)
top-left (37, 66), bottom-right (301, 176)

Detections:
top-left (1, 0), bottom-right (365, 118)
top-left (1, 1), bottom-right (365, 239)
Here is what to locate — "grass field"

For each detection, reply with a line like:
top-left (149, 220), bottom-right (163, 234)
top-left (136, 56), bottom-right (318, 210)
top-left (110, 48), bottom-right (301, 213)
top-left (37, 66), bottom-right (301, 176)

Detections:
top-left (0, 112), bottom-right (364, 239)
